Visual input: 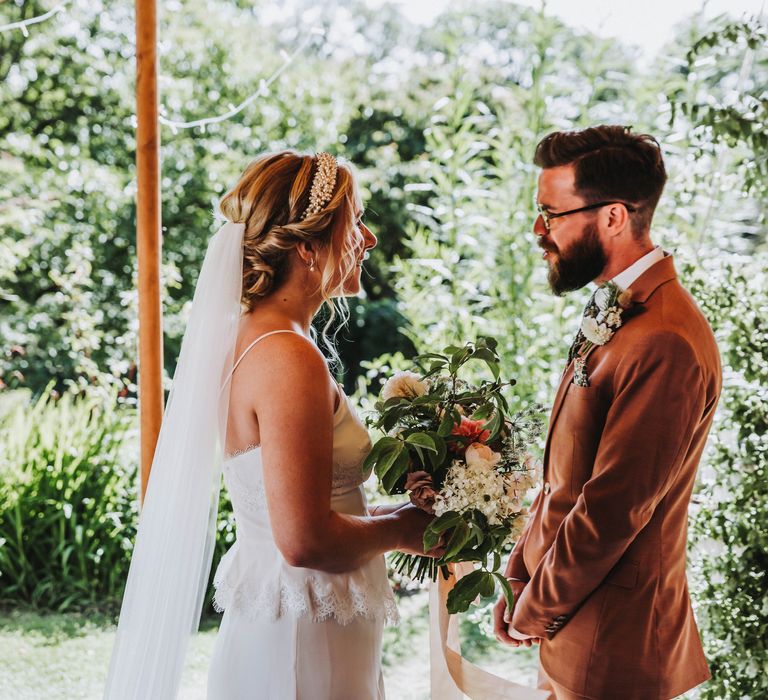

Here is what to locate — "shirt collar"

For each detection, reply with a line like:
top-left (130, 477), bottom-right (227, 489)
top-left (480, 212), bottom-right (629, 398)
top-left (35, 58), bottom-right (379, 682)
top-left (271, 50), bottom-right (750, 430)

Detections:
top-left (612, 246), bottom-right (665, 290)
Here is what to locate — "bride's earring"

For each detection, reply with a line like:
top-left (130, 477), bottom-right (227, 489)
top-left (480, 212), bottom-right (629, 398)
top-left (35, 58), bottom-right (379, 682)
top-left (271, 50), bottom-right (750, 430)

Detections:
top-left (308, 257), bottom-right (316, 272)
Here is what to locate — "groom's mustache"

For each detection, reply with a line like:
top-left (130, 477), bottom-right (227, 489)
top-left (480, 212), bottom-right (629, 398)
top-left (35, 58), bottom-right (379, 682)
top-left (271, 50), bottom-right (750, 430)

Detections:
top-left (538, 239), bottom-right (558, 254)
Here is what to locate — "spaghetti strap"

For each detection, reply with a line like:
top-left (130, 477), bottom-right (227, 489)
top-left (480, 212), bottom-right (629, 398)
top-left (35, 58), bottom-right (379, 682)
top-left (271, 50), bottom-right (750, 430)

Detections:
top-left (221, 329), bottom-right (303, 388)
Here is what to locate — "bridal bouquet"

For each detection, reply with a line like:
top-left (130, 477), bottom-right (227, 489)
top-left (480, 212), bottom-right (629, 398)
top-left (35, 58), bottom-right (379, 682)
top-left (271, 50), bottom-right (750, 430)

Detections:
top-left (364, 337), bottom-right (542, 613)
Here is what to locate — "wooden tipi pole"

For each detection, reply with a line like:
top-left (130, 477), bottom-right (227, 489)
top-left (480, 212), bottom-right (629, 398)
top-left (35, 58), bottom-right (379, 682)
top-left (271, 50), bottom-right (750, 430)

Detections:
top-left (135, 0), bottom-right (163, 503)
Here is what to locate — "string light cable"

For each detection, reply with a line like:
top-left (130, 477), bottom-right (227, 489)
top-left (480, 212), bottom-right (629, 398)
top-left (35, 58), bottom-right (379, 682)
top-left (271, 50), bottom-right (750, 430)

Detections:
top-left (158, 26), bottom-right (325, 132)
top-left (0, 2), bottom-right (70, 36)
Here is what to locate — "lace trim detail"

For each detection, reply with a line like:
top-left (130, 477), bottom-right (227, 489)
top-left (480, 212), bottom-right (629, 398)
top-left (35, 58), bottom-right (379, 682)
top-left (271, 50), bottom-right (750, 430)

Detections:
top-left (330, 435), bottom-right (371, 486)
top-left (224, 443), bottom-right (260, 461)
top-left (330, 419), bottom-right (373, 491)
top-left (212, 575), bottom-right (400, 627)
top-left (223, 462), bottom-right (266, 510)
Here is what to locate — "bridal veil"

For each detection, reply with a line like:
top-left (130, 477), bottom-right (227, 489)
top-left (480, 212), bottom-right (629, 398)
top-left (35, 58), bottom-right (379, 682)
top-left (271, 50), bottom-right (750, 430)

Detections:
top-left (104, 221), bottom-right (244, 699)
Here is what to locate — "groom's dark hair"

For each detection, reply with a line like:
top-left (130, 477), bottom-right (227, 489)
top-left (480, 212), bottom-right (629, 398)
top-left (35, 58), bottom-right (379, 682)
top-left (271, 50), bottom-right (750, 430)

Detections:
top-left (534, 125), bottom-right (667, 236)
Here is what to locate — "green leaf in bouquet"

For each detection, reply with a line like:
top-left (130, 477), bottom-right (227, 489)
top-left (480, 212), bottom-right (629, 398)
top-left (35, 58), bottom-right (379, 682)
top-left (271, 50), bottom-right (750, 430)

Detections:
top-left (443, 344), bottom-right (462, 355)
top-left (444, 518), bottom-right (472, 560)
top-left (493, 572), bottom-right (515, 610)
top-left (470, 348), bottom-right (496, 363)
top-left (423, 510), bottom-right (463, 551)
top-left (423, 363), bottom-right (447, 380)
top-left (378, 398), bottom-right (409, 414)
top-left (467, 520), bottom-right (485, 547)
top-left (437, 410), bottom-right (456, 437)
top-left (446, 570), bottom-right (487, 614)
top-left (411, 395), bottom-right (436, 406)
top-left (494, 392), bottom-right (510, 412)
top-left (479, 571), bottom-right (497, 598)
top-left (381, 447), bottom-right (410, 493)
top-left (427, 432), bottom-right (447, 468)
top-left (469, 403), bottom-right (494, 421)
top-left (472, 509), bottom-right (489, 530)
top-left (450, 347), bottom-right (472, 371)
top-left (489, 524), bottom-right (511, 542)
top-left (363, 436), bottom-right (400, 475)
top-left (408, 445), bottom-right (431, 470)
top-left (477, 336), bottom-right (498, 351)
top-left (428, 509), bottom-right (463, 532)
top-left (405, 432), bottom-right (438, 452)
top-left (385, 396), bottom-right (411, 407)
top-left (382, 409), bottom-right (406, 433)
top-left (492, 550), bottom-right (501, 572)
top-left (374, 440), bottom-right (405, 480)
top-left (475, 537), bottom-right (496, 561)
top-left (415, 352), bottom-right (449, 363)
top-left (455, 392), bottom-right (483, 407)
top-left (484, 410), bottom-right (503, 441)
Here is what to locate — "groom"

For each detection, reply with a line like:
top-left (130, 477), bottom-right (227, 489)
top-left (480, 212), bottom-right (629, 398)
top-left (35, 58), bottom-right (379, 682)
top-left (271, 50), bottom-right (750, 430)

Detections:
top-left (493, 125), bottom-right (721, 699)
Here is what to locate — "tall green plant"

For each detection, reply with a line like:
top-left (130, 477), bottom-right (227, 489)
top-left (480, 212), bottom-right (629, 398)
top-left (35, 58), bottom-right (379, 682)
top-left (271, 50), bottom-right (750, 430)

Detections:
top-left (388, 2), bottom-right (647, 409)
top-left (0, 388), bottom-right (137, 610)
top-left (665, 20), bottom-right (768, 695)
top-left (686, 258), bottom-right (768, 699)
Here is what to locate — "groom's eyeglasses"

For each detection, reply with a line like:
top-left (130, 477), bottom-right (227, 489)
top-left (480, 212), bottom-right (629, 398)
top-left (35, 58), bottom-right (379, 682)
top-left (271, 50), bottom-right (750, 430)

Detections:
top-left (536, 201), bottom-right (637, 232)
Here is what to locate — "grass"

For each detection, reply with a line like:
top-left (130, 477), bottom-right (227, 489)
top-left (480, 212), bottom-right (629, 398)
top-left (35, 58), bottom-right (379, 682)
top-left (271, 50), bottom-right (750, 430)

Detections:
top-left (0, 593), bottom-right (704, 700)
top-left (0, 591), bottom-right (540, 700)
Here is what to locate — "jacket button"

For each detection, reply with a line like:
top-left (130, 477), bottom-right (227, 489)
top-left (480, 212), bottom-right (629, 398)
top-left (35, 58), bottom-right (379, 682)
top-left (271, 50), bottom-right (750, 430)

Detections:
top-left (543, 482), bottom-right (551, 495)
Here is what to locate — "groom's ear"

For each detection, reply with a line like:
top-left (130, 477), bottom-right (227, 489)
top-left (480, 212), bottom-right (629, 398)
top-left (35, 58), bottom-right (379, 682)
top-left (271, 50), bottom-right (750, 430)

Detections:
top-left (601, 203), bottom-right (631, 238)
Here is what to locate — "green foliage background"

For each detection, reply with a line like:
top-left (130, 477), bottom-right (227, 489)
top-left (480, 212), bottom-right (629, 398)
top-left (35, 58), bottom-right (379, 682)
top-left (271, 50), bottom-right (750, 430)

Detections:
top-left (0, 1), bottom-right (765, 697)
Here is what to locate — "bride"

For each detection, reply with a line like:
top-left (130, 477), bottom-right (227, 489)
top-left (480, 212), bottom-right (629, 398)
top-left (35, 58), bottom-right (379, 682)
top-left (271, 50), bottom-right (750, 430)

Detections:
top-left (104, 150), bottom-right (439, 699)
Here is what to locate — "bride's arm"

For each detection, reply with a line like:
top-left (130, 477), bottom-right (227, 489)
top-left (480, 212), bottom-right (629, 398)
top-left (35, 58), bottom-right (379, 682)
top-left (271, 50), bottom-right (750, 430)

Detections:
top-left (238, 333), bottom-right (434, 574)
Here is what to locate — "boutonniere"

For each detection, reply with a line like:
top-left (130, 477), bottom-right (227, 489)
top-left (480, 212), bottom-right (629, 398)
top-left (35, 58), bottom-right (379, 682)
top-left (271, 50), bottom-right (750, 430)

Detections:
top-left (573, 282), bottom-right (633, 387)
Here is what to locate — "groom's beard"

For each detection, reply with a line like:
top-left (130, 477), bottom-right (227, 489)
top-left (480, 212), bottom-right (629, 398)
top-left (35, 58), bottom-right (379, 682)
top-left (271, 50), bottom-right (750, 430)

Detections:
top-left (541, 223), bottom-right (607, 296)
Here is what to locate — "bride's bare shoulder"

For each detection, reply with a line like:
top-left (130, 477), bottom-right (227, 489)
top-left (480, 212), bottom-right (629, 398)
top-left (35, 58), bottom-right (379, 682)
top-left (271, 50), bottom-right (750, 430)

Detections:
top-left (233, 315), bottom-right (326, 382)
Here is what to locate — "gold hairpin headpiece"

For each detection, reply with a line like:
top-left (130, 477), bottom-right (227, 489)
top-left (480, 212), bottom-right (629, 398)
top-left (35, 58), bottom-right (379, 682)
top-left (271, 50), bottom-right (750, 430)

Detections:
top-left (302, 152), bottom-right (338, 219)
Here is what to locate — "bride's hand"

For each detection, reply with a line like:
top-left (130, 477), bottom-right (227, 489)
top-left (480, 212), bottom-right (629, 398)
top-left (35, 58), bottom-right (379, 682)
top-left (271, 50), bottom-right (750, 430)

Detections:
top-left (392, 504), bottom-right (445, 558)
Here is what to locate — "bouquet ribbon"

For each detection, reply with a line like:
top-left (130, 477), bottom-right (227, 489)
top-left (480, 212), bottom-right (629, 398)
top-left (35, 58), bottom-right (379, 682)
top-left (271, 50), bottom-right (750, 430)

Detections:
top-left (429, 563), bottom-right (549, 700)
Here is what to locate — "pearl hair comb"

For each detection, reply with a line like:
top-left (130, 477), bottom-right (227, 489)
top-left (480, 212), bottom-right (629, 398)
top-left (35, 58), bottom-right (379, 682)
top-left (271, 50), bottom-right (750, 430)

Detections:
top-left (302, 152), bottom-right (338, 219)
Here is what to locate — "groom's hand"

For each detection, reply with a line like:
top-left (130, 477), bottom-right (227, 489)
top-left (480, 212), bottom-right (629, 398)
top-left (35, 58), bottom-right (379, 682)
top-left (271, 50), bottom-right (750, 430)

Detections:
top-left (493, 580), bottom-right (540, 647)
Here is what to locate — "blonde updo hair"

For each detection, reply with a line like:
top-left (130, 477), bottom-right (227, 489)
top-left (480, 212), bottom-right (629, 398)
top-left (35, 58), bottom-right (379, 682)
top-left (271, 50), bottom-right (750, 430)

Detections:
top-left (219, 150), bottom-right (362, 365)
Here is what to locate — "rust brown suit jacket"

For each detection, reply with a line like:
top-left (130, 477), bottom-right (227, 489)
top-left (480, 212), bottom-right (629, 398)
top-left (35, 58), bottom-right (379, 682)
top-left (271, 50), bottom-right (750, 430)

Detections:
top-left (509, 255), bottom-right (721, 700)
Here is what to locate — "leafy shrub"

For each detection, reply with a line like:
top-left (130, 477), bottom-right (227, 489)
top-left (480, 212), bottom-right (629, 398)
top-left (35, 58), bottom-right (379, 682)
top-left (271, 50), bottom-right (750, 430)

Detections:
top-left (0, 388), bottom-right (137, 611)
top-left (687, 257), bottom-right (768, 700)
top-left (0, 386), bottom-right (245, 615)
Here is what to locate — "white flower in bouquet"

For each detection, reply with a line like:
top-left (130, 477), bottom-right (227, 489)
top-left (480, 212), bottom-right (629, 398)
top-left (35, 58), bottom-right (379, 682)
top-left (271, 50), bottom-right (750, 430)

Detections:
top-left (434, 451), bottom-right (529, 528)
top-left (380, 370), bottom-right (429, 401)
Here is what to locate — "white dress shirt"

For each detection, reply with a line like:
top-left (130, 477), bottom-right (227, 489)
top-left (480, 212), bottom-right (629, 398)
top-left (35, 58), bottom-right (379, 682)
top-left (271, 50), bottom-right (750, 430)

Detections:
top-left (612, 245), bottom-right (664, 290)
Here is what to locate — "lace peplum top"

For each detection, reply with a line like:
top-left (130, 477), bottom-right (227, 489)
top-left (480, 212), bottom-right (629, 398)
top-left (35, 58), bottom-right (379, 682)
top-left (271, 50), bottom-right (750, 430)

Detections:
top-left (212, 331), bottom-right (399, 626)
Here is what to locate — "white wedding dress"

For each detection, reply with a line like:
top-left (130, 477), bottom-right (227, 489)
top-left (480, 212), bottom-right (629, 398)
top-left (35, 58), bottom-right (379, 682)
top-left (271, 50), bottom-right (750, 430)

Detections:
top-left (206, 331), bottom-right (399, 699)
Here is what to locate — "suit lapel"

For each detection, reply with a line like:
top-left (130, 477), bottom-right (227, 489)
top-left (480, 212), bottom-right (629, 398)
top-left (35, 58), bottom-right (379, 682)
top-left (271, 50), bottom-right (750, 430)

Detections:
top-left (542, 362), bottom-right (574, 473)
top-left (549, 364), bottom-right (573, 432)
